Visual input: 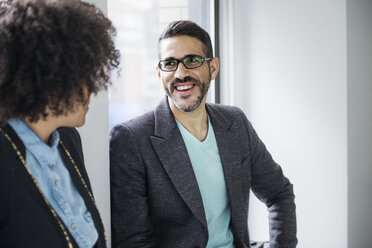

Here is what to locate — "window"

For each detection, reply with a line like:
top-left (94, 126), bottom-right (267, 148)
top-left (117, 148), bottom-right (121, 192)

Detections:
top-left (108, 0), bottom-right (214, 127)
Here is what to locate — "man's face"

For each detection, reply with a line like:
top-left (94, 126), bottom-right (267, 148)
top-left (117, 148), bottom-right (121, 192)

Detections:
top-left (157, 35), bottom-right (219, 112)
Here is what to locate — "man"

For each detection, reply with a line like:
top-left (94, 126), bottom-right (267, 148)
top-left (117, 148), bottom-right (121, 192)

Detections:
top-left (110, 20), bottom-right (297, 248)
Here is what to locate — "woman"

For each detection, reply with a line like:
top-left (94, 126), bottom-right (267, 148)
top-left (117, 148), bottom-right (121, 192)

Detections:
top-left (0, 0), bottom-right (119, 247)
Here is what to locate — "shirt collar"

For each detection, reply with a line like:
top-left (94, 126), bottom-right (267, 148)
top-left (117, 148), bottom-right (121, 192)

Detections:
top-left (8, 118), bottom-right (60, 167)
top-left (175, 115), bottom-right (213, 145)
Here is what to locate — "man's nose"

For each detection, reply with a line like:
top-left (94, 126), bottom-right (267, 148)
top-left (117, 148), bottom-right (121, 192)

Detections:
top-left (174, 62), bottom-right (190, 79)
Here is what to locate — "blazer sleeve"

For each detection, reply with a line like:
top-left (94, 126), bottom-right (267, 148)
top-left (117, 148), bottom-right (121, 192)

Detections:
top-left (238, 109), bottom-right (298, 248)
top-left (110, 124), bottom-right (156, 248)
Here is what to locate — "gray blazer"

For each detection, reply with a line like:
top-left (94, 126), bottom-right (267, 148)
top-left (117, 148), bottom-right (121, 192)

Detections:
top-left (110, 97), bottom-right (297, 248)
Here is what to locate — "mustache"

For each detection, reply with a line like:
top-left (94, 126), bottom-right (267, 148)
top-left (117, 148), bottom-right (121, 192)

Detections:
top-left (170, 76), bottom-right (200, 88)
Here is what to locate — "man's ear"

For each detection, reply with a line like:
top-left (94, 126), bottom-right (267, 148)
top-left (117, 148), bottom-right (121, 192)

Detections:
top-left (156, 66), bottom-right (161, 79)
top-left (209, 57), bottom-right (219, 80)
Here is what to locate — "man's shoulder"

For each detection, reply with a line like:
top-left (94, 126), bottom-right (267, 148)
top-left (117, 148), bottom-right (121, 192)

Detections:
top-left (110, 110), bottom-right (155, 138)
top-left (207, 103), bottom-right (246, 119)
top-left (207, 102), bottom-right (242, 111)
top-left (125, 110), bottom-right (155, 128)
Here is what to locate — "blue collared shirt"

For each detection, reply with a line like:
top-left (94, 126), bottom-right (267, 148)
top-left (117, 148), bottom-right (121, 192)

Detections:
top-left (8, 119), bottom-right (98, 248)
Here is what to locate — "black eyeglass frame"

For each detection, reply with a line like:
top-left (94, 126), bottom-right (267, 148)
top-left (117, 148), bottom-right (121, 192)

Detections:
top-left (158, 55), bottom-right (212, 72)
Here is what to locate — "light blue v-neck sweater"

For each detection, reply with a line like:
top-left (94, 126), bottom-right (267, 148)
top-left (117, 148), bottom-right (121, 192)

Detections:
top-left (176, 119), bottom-right (235, 248)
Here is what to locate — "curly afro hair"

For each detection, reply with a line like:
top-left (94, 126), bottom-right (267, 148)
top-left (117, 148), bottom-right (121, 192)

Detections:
top-left (0, 0), bottom-right (120, 122)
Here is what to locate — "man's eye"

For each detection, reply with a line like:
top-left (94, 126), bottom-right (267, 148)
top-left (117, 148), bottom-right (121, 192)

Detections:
top-left (164, 61), bottom-right (177, 67)
top-left (185, 56), bottom-right (201, 65)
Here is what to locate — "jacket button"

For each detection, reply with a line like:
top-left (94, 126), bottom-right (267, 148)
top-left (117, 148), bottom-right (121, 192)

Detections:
top-left (70, 223), bottom-right (76, 230)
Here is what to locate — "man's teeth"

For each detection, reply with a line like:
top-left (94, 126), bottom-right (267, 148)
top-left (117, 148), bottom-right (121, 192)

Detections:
top-left (176, 85), bottom-right (193, 91)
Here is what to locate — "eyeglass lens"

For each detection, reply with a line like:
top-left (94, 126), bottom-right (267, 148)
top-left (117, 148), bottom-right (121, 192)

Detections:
top-left (159, 55), bottom-right (204, 71)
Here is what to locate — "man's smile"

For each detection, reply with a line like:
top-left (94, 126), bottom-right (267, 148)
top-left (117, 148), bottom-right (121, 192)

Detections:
top-left (174, 84), bottom-right (195, 91)
top-left (173, 82), bottom-right (197, 97)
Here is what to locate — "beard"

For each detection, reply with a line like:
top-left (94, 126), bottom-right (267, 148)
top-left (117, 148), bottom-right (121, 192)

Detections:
top-left (164, 75), bottom-right (211, 112)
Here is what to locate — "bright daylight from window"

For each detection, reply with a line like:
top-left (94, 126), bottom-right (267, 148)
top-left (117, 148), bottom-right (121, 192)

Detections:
top-left (108, 0), bottom-right (213, 127)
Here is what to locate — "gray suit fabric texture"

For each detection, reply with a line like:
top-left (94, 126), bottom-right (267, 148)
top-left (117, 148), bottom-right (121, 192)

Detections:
top-left (110, 97), bottom-right (297, 248)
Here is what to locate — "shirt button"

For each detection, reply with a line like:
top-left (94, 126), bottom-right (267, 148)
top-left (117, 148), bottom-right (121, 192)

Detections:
top-left (70, 223), bottom-right (76, 230)
top-left (54, 180), bottom-right (60, 187)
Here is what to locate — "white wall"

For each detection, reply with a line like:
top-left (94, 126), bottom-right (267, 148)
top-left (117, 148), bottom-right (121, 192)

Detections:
top-left (78, 0), bottom-right (111, 247)
top-left (347, 0), bottom-right (372, 247)
top-left (224, 1), bottom-right (348, 247)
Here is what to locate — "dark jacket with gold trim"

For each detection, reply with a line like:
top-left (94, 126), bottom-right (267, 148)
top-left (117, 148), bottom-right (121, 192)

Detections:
top-left (0, 123), bottom-right (106, 248)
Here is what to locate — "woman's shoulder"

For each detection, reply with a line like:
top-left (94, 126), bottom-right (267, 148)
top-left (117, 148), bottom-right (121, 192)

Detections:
top-left (58, 127), bottom-right (81, 145)
top-left (57, 127), bottom-right (84, 159)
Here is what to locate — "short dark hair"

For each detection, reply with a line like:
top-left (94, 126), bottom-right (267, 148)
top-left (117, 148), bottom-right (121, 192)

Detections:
top-left (158, 20), bottom-right (213, 58)
top-left (0, 0), bottom-right (120, 122)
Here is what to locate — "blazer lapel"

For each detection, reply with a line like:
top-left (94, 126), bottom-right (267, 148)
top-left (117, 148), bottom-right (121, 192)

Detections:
top-left (150, 97), bottom-right (207, 228)
top-left (207, 104), bottom-right (248, 242)
top-left (59, 143), bottom-right (107, 247)
top-left (58, 144), bottom-right (105, 238)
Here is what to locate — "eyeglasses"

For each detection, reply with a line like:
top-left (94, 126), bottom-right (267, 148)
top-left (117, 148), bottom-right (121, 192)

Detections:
top-left (158, 55), bottom-right (212, 72)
